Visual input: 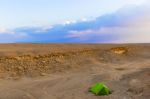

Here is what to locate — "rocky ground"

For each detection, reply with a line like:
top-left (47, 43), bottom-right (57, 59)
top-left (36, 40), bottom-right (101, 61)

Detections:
top-left (0, 44), bottom-right (149, 99)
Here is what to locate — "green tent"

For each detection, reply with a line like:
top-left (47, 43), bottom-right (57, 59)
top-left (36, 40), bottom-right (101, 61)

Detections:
top-left (90, 83), bottom-right (111, 96)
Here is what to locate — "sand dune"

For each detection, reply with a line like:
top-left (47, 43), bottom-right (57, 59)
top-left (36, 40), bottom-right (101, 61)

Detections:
top-left (0, 44), bottom-right (149, 99)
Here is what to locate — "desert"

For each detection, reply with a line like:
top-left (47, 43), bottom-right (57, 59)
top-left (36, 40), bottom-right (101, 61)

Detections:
top-left (0, 44), bottom-right (149, 99)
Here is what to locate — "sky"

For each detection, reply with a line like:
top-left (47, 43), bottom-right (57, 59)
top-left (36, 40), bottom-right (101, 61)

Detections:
top-left (0, 0), bottom-right (149, 43)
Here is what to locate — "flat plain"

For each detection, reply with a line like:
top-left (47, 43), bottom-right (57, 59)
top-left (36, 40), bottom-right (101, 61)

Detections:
top-left (0, 44), bottom-right (149, 99)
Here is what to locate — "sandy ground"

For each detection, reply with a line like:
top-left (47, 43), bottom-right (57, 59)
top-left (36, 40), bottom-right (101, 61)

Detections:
top-left (0, 44), bottom-right (149, 99)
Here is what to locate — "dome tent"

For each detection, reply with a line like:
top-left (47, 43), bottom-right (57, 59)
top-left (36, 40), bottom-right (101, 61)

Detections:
top-left (90, 83), bottom-right (111, 95)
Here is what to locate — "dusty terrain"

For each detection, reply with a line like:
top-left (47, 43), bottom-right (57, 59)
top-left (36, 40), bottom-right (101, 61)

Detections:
top-left (0, 44), bottom-right (149, 99)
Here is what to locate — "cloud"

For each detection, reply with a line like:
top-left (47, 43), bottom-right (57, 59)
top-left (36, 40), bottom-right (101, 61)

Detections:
top-left (0, 2), bottom-right (150, 43)
top-left (65, 3), bottom-right (150, 43)
top-left (0, 28), bottom-right (15, 34)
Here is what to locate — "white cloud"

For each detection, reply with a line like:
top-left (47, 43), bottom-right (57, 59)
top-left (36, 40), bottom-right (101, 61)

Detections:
top-left (63, 20), bottom-right (77, 25)
top-left (35, 26), bottom-right (53, 33)
top-left (0, 28), bottom-right (15, 34)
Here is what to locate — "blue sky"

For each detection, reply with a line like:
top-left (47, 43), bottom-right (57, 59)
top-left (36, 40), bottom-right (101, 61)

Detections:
top-left (0, 0), bottom-right (149, 43)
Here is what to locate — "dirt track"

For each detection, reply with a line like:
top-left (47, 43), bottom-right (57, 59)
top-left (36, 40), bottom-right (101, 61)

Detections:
top-left (0, 44), bottom-right (149, 99)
